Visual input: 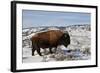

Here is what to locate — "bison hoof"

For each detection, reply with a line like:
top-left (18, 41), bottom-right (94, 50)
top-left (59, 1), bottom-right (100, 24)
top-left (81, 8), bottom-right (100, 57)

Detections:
top-left (50, 52), bottom-right (53, 54)
top-left (39, 54), bottom-right (43, 56)
top-left (50, 51), bottom-right (53, 54)
top-left (32, 53), bottom-right (35, 56)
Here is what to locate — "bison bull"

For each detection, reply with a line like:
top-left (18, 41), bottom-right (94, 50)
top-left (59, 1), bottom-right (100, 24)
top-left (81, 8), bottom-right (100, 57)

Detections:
top-left (31, 30), bottom-right (70, 56)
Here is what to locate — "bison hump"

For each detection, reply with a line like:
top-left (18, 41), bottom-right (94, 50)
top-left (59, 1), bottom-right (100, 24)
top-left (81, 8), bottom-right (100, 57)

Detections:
top-left (31, 30), bottom-right (64, 45)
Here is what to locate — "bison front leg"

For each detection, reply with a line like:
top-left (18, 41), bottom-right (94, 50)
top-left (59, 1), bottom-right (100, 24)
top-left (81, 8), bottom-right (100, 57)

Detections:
top-left (49, 48), bottom-right (53, 54)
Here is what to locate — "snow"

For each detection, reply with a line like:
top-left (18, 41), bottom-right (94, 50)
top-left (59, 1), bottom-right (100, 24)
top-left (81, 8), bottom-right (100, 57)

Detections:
top-left (23, 55), bottom-right (43, 63)
top-left (22, 25), bottom-right (91, 63)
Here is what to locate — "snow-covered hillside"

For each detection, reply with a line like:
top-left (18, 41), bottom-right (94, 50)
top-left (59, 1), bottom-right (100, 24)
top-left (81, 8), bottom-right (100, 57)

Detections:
top-left (22, 25), bottom-right (91, 63)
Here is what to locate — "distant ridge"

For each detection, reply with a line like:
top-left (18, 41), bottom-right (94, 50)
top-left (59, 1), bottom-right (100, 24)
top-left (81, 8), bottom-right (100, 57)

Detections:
top-left (23, 24), bottom-right (90, 29)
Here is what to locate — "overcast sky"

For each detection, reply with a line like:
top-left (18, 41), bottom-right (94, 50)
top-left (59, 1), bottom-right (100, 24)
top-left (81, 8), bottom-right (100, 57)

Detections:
top-left (22, 10), bottom-right (91, 28)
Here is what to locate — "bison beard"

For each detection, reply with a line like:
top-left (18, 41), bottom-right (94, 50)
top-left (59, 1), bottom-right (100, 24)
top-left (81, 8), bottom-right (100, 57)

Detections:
top-left (31, 30), bottom-right (70, 56)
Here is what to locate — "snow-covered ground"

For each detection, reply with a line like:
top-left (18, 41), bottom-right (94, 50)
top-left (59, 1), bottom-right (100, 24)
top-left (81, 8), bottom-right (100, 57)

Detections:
top-left (22, 25), bottom-right (91, 63)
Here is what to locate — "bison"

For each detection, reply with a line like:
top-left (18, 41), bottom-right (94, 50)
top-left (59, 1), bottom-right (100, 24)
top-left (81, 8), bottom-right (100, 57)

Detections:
top-left (31, 30), bottom-right (70, 56)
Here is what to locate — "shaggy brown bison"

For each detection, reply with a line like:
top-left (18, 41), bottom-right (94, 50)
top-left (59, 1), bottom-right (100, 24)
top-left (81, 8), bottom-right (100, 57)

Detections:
top-left (31, 30), bottom-right (70, 56)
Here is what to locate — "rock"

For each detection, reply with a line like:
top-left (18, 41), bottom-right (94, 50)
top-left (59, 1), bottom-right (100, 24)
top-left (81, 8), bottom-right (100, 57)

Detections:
top-left (55, 53), bottom-right (66, 61)
top-left (41, 55), bottom-right (48, 62)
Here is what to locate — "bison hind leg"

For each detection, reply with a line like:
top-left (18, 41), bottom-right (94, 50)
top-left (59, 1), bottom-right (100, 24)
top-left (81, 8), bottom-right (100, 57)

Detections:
top-left (32, 49), bottom-right (35, 56)
top-left (36, 48), bottom-right (42, 56)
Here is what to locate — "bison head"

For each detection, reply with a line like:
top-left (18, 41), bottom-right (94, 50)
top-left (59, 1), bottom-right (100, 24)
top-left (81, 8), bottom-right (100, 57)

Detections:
top-left (59, 31), bottom-right (70, 48)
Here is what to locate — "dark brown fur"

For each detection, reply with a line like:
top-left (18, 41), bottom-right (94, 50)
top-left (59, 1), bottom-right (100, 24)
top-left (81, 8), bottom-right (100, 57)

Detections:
top-left (31, 30), bottom-right (70, 56)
